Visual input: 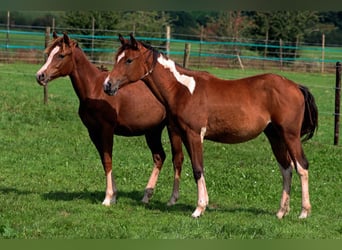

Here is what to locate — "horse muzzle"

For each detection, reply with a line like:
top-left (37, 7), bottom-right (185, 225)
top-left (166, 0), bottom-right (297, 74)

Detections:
top-left (103, 79), bottom-right (119, 96)
top-left (36, 72), bottom-right (49, 86)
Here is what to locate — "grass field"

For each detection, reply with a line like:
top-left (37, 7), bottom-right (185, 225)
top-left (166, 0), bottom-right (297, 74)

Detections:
top-left (0, 62), bottom-right (341, 239)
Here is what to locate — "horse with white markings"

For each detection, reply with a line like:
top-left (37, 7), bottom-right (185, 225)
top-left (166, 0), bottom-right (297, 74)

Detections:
top-left (103, 34), bottom-right (318, 218)
top-left (36, 33), bottom-right (184, 207)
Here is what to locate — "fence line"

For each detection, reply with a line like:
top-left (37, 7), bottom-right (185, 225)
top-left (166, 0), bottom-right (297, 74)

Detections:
top-left (0, 27), bottom-right (340, 144)
top-left (1, 28), bottom-right (342, 73)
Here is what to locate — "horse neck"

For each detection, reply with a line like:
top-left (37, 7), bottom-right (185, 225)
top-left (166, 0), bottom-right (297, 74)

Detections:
top-left (146, 58), bottom-right (194, 110)
top-left (69, 48), bottom-right (103, 101)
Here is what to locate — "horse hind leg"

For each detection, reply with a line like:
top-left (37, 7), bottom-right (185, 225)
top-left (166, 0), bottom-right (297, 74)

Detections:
top-left (283, 132), bottom-right (312, 219)
top-left (166, 126), bottom-right (184, 206)
top-left (264, 125), bottom-right (293, 219)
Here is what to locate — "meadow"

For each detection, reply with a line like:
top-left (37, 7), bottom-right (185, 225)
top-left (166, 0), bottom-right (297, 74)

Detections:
top-left (0, 62), bottom-right (341, 239)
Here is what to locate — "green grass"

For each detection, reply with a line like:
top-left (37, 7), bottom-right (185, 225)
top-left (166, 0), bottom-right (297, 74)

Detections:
top-left (0, 63), bottom-right (342, 239)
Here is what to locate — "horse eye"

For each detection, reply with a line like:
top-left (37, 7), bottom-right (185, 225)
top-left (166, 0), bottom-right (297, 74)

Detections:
top-left (126, 58), bottom-right (133, 64)
top-left (58, 54), bottom-right (65, 59)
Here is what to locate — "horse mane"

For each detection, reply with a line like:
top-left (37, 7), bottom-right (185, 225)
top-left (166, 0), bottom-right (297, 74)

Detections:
top-left (118, 36), bottom-right (212, 80)
top-left (44, 35), bottom-right (78, 55)
top-left (97, 65), bottom-right (109, 72)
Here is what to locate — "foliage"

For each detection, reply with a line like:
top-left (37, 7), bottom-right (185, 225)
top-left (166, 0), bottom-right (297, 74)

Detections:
top-left (115, 11), bottom-right (171, 37)
top-left (2, 10), bottom-right (342, 46)
top-left (247, 11), bottom-right (320, 59)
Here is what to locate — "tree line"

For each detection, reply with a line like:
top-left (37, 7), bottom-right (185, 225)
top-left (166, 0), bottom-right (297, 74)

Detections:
top-left (2, 11), bottom-right (342, 49)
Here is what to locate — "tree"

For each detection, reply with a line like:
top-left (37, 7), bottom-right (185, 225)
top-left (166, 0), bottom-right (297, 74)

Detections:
top-left (114, 11), bottom-right (171, 38)
top-left (204, 11), bottom-right (253, 41)
top-left (60, 11), bottom-right (120, 35)
top-left (249, 11), bottom-right (320, 59)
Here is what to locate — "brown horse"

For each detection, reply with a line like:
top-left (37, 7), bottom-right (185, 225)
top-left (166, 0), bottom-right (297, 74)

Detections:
top-left (103, 34), bottom-right (318, 219)
top-left (36, 33), bottom-right (184, 207)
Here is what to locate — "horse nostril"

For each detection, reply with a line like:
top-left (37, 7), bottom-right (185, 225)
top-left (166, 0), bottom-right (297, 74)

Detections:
top-left (104, 81), bottom-right (112, 91)
top-left (36, 73), bottom-right (43, 82)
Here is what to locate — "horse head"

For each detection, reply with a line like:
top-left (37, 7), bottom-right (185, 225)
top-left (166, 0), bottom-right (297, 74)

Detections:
top-left (104, 33), bottom-right (156, 96)
top-left (36, 32), bottom-right (76, 86)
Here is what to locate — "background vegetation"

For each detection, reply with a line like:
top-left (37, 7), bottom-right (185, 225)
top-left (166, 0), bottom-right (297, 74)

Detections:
top-left (1, 11), bottom-right (342, 44)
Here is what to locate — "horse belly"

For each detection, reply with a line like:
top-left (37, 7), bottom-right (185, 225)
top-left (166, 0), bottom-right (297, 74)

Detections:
top-left (115, 105), bottom-right (166, 135)
top-left (205, 113), bottom-right (269, 144)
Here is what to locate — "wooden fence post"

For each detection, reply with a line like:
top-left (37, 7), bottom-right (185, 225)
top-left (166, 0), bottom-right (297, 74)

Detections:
top-left (91, 17), bottom-right (95, 63)
top-left (166, 25), bottom-right (170, 57)
top-left (279, 38), bottom-right (283, 71)
top-left (334, 61), bottom-right (341, 145)
top-left (321, 33), bottom-right (325, 73)
top-left (6, 11), bottom-right (10, 63)
top-left (183, 43), bottom-right (191, 68)
top-left (44, 26), bottom-right (51, 104)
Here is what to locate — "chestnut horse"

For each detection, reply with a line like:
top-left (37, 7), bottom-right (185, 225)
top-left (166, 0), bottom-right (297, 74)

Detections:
top-left (103, 34), bottom-right (318, 219)
top-left (36, 33), bottom-right (184, 207)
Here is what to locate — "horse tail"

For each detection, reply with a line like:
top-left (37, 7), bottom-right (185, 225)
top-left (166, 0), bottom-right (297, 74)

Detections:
top-left (299, 85), bottom-right (318, 142)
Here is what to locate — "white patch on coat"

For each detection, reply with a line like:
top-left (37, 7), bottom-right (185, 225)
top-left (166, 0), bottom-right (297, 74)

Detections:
top-left (157, 55), bottom-right (196, 94)
top-left (200, 127), bottom-right (207, 143)
top-left (117, 51), bottom-right (125, 63)
top-left (37, 46), bottom-right (60, 75)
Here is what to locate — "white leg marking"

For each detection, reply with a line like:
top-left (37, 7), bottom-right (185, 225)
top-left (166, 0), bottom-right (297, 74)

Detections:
top-left (200, 127), bottom-right (207, 143)
top-left (192, 174), bottom-right (209, 218)
top-left (296, 162), bottom-right (311, 219)
top-left (36, 46), bottom-right (60, 75)
top-left (157, 55), bottom-right (196, 94)
top-left (142, 166), bottom-right (160, 203)
top-left (102, 170), bottom-right (117, 206)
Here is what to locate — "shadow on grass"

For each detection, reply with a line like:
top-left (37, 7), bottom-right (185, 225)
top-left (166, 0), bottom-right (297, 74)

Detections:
top-left (40, 189), bottom-right (273, 216)
top-left (0, 186), bottom-right (35, 195)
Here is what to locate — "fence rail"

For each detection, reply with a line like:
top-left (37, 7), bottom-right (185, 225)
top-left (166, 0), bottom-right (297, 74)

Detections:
top-left (1, 27), bottom-right (342, 73)
top-left (1, 26), bottom-right (341, 145)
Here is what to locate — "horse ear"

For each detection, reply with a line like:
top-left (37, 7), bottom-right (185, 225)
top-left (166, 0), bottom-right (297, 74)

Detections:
top-left (53, 31), bottom-right (58, 39)
top-left (129, 33), bottom-right (138, 49)
top-left (63, 32), bottom-right (70, 46)
top-left (119, 34), bottom-right (125, 45)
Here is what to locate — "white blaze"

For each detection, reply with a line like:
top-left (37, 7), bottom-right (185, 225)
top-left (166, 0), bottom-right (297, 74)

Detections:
top-left (157, 55), bottom-right (196, 94)
top-left (37, 46), bottom-right (60, 75)
top-left (117, 51), bottom-right (125, 63)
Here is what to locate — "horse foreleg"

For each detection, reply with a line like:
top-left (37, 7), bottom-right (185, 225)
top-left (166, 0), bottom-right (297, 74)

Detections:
top-left (142, 131), bottom-right (166, 204)
top-left (102, 163), bottom-right (117, 206)
top-left (184, 131), bottom-right (208, 218)
top-left (88, 127), bottom-right (117, 206)
top-left (100, 137), bottom-right (117, 206)
top-left (142, 153), bottom-right (165, 203)
top-left (192, 174), bottom-right (209, 218)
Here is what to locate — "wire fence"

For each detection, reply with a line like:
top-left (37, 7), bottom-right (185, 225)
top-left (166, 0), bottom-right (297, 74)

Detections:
top-left (1, 25), bottom-right (341, 145)
top-left (1, 25), bottom-right (342, 73)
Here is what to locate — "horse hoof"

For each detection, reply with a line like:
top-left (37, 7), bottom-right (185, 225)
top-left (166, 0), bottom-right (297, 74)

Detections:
top-left (102, 197), bottom-right (116, 206)
top-left (191, 206), bottom-right (205, 218)
top-left (167, 197), bottom-right (178, 206)
top-left (142, 188), bottom-right (154, 204)
top-left (141, 197), bottom-right (150, 204)
top-left (299, 208), bottom-right (310, 219)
